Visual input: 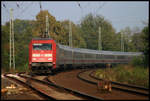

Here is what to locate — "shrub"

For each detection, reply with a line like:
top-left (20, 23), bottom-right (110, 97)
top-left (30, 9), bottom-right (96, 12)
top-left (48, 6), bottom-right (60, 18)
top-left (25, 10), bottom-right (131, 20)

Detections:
top-left (95, 65), bottom-right (149, 88)
top-left (130, 56), bottom-right (144, 67)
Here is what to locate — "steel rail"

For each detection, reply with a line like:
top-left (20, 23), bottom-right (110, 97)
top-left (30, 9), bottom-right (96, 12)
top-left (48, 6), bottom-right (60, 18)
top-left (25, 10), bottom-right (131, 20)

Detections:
top-left (19, 73), bottom-right (104, 100)
top-left (4, 73), bottom-right (56, 100)
top-left (90, 70), bottom-right (149, 91)
top-left (77, 69), bottom-right (149, 96)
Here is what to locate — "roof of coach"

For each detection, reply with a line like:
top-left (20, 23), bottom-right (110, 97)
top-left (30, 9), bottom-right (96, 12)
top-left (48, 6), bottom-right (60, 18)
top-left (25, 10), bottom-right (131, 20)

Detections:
top-left (58, 44), bottom-right (142, 56)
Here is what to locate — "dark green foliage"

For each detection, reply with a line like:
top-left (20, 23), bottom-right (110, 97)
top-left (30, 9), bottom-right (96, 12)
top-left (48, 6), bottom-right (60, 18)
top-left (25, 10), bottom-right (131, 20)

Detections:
top-left (61, 20), bottom-right (86, 48)
top-left (141, 26), bottom-right (149, 67)
top-left (79, 13), bottom-right (118, 51)
top-left (130, 56), bottom-right (144, 67)
top-left (1, 19), bottom-right (33, 72)
top-left (2, 25), bottom-right (10, 72)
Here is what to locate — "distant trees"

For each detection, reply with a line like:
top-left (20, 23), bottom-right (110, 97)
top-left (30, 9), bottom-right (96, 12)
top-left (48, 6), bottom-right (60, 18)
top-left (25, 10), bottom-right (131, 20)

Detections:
top-left (1, 19), bottom-right (33, 72)
top-left (119, 25), bottom-right (149, 67)
top-left (2, 25), bottom-right (10, 71)
top-left (79, 13), bottom-right (118, 51)
top-left (131, 32), bottom-right (144, 52)
top-left (33, 10), bottom-right (67, 45)
top-left (61, 20), bottom-right (86, 48)
top-left (141, 25), bottom-right (149, 67)
top-left (1, 11), bottom-right (149, 72)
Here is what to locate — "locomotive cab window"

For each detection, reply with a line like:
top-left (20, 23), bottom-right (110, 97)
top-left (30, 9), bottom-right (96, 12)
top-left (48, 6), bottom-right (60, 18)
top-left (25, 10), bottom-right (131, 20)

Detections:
top-left (33, 43), bottom-right (52, 50)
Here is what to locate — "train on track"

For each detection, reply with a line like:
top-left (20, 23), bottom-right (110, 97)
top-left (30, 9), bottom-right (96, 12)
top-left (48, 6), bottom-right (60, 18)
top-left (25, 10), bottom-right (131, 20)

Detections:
top-left (29, 38), bottom-right (142, 74)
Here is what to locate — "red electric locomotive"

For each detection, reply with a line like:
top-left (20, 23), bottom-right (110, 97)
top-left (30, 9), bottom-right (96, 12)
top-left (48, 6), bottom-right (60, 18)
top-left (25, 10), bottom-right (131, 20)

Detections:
top-left (29, 38), bottom-right (56, 74)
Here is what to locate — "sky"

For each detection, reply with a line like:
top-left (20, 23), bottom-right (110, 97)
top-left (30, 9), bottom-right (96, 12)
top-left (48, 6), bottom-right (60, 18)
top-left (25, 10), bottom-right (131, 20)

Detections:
top-left (1, 1), bottom-right (149, 32)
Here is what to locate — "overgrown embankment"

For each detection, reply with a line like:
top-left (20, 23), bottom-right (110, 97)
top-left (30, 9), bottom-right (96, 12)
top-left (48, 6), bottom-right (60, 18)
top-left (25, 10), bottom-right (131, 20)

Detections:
top-left (95, 64), bottom-right (149, 88)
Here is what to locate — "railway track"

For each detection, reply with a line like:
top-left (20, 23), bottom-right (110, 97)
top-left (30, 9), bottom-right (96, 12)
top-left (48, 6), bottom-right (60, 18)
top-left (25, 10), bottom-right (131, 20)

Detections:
top-left (3, 72), bottom-right (103, 100)
top-left (89, 70), bottom-right (149, 95)
top-left (3, 68), bottom-right (149, 100)
top-left (49, 69), bottom-right (149, 100)
top-left (78, 69), bottom-right (149, 96)
top-left (4, 73), bottom-right (55, 100)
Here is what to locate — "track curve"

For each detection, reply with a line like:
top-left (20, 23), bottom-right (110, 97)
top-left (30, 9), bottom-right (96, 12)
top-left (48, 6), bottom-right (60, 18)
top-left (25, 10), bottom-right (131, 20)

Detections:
top-left (48, 69), bottom-right (149, 100)
top-left (78, 69), bottom-right (149, 96)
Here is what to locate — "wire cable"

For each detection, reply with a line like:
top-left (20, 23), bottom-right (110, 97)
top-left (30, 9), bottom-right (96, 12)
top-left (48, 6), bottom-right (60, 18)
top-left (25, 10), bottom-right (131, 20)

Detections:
top-left (16, 2), bottom-right (20, 8)
top-left (94, 2), bottom-right (106, 15)
top-left (16, 2), bottom-right (34, 18)
top-left (2, 3), bottom-right (9, 14)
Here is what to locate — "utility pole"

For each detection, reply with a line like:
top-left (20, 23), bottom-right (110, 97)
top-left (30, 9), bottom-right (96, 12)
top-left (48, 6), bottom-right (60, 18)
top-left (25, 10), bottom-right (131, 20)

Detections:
top-left (69, 20), bottom-right (74, 65)
top-left (121, 31), bottom-right (124, 52)
top-left (98, 26), bottom-right (102, 50)
top-left (9, 8), bottom-right (15, 72)
top-left (9, 8), bottom-right (12, 71)
top-left (45, 15), bottom-right (49, 38)
top-left (69, 21), bottom-right (72, 47)
top-left (39, 1), bottom-right (44, 38)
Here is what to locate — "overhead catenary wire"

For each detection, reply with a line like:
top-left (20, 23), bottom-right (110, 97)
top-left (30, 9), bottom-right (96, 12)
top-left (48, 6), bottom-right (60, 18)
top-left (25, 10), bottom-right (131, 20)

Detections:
top-left (2, 3), bottom-right (11, 25)
top-left (83, 2), bottom-right (90, 8)
top-left (94, 2), bottom-right (106, 15)
top-left (76, 2), bottom-right (84, 24)
top-left (16, 2), bottom-right (20, 8)
top-left (15, 2), bottom-right (34, 18)
top-left (2, 3), bottom-right (9, 14)
top-left (3, 3), bottom-right (6, 8)
top-left (39, 1), bottom-right (42, 11)
top-left (3, 2), bottom-right (36, 28)
top-left (77, 2), bottom-right (83, 14)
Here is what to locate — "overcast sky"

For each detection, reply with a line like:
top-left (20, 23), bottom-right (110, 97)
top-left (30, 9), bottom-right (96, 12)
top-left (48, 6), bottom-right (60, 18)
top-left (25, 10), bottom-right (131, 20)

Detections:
top-left (1, 1), bottom-right (149, 32)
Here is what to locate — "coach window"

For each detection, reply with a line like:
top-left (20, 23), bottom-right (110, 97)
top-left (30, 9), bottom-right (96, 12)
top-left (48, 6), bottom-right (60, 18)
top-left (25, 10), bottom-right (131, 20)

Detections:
top-left (96, 54), bottom-right (98, 59)
top-left (118, 55), bottom-right (125, 59)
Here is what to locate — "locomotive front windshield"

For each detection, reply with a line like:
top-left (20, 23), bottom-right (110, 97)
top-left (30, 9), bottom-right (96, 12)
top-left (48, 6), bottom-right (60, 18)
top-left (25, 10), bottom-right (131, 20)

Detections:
top-left (33, 43), bottom-right (52, 50)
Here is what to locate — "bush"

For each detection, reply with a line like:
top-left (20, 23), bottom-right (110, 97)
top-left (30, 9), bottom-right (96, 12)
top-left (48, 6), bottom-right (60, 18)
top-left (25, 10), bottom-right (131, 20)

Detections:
top-left (130, 56), bottom-right (144, 67)
top-left (95, 65), bottom-right (149, 88)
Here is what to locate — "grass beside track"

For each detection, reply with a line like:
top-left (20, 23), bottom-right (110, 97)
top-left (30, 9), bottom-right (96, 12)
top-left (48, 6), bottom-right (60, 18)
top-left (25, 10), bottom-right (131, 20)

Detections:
top-left (95, 64), bottom-right (149, 88)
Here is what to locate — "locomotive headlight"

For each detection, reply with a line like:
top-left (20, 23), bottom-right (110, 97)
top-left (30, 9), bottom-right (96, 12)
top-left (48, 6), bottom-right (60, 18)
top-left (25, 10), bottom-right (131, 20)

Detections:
top-left (45, 54), bottom-right (52, 57)
top-left (32, 58), bottom-right (36, 60)
top-left (32, 54), bottom-right (40, 57)
top-left (48, 58), bottom-right (52, 60)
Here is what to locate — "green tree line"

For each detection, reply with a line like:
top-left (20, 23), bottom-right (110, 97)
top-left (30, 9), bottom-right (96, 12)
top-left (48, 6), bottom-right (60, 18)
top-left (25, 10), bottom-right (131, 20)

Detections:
top-left (1, 10), bottom-right (149, 72)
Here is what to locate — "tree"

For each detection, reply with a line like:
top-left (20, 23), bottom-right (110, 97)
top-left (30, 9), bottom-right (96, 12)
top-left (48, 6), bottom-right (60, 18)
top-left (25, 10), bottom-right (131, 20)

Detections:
top-left (1, 25), bottom-right (10, 71)
top-left (131, 32), bottom-right (144, 52)
top-left (120, 27), bottom-right (133, 52)
top-left (33, 10), bottom-right (67, 45)
top-left (79, 13), bottom-right (118, 51)
top-left (1, 19), bottom-right (34, 72)
top-left (61, 20), bottom-right (86, 48)
top-left (141, 25), bottom-right (149, 67)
